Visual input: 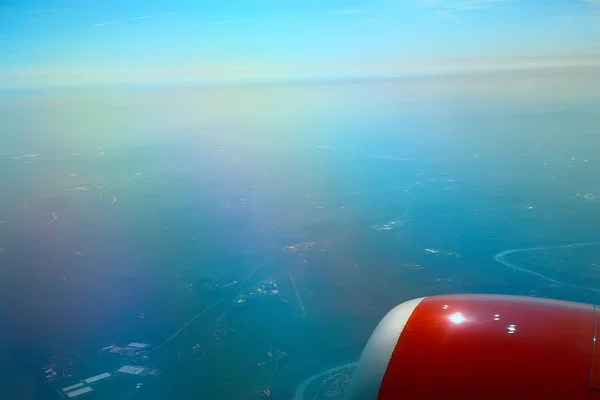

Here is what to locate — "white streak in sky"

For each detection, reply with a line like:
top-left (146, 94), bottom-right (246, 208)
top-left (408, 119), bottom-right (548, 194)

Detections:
top-left (204, 19), bottom-right (252, 25)
top-left (92, 12), bottom-right (174, 28)
top-left (426, 0), bottom-right (517, 21)
top-left (435, 10), bottom-right (463, 21)
top-left (426, 0), bottom-right (516, 11)
top-left (333, 9), bottom-right (364, 15)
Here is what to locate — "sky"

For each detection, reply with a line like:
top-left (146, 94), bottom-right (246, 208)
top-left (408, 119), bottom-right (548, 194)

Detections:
top-left (1, 0), bottom-right (600, 88)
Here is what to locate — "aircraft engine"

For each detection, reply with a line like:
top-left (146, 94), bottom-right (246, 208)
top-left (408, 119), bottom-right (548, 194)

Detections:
top-left (348, 294), bottom-right (600, 399)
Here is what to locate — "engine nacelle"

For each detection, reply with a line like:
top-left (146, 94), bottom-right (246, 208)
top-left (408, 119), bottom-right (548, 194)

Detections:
top-left (348, 294), bottom-right (600, 399)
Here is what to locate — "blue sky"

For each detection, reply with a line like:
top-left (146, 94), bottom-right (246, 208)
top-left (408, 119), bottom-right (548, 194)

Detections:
top-left (1, 0), bottom-right (600, 88)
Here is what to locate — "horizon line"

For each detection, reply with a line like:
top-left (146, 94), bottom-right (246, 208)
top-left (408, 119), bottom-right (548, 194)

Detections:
top-left (1, 61), bottom-right (600, 94)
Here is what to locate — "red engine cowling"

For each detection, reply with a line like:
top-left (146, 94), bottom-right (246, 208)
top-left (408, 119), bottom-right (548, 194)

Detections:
top-left (348, 294), bottom-right (600, 399)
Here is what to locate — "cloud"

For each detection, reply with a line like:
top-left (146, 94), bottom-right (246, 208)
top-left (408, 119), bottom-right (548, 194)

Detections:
top-left (92, 12), bottom-right (174, 28)
top-left (583, 0), bottom-right (600, 6)
top-left (333, 9), bottom-right (365, 15)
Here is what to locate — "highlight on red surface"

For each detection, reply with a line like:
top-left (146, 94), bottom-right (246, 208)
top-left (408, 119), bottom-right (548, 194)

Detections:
top-left (348, 294), bottom-right (600, 400)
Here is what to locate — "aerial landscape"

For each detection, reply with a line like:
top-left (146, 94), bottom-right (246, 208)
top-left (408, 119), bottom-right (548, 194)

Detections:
top-left (2, 0), bottom-right (600, 399)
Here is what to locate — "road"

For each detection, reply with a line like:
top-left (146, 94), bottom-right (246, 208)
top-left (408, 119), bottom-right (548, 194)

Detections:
top-left (288, 272), bottom-right (307, 318)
